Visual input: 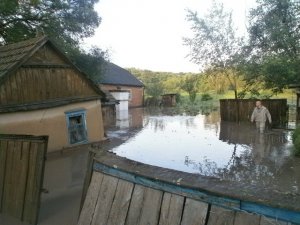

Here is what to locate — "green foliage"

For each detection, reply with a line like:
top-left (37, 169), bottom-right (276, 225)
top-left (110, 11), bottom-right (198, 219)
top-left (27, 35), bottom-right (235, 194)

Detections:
top-left (145, 76), bottom-right (164, 98)
top-left (0, 0), bottom-right (100, 45)
top-left (180, 75), bottom-right (200, 103)
top-left (72, 47), bottom-right (109, 81)
top-left (201, 93), bottom-right (213, 101)
top-left (245, 0), bottom-right (300, 91)
top-left (128, 68), bottom-right (202, 99)
top-left (175, 93), bottom-right (181, 104)
top-left (292, 127), bottom-right (300, 156)
top-left (184, 1), bottom-right (245, 99)
top-left (128, 68), bottom-right (244, 100)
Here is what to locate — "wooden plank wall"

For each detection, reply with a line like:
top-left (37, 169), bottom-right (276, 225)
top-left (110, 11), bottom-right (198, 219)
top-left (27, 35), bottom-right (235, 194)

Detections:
top-left (78, 171), bottom-right (292, 225)
top-left (219, 99), bottom-right (288, 127)
top-left (0, 67), bottom-right (97, 105)
top-left (0, 135), bottom-right (48, 225)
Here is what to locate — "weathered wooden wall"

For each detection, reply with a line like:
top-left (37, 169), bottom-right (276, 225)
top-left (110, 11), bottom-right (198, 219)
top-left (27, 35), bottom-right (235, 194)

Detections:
top-left (101, 104), bottom-right (116, 128)
top-left (0, 43), bottom-right (99, 106)
top-left (78, 170), bottom-right (293, 225)
top-left (78, 152), bottom-right (300, 225)
top-left (220, 99), bottom-right (288, 127)
top-left (0, 67), bottom-right (98, 105)
top-left (0, 134), bottom-right (48, 225)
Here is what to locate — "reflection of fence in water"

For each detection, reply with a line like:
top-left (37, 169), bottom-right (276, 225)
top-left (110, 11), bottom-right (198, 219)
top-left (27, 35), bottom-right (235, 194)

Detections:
top-left (219, 121), bottom-right (288, 146)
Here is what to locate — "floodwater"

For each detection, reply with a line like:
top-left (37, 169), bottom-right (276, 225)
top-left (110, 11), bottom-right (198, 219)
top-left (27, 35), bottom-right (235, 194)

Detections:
top-left (105, 107), bottom-right (300, 195)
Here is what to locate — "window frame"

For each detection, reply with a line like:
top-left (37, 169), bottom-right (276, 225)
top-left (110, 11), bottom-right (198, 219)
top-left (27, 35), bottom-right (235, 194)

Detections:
top-left (65, 109), bottom-right (88, 145)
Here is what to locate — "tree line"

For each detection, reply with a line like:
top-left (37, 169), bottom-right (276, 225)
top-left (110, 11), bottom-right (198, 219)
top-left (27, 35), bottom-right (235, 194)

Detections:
top-left (127, 68), bottom-right (235, 102)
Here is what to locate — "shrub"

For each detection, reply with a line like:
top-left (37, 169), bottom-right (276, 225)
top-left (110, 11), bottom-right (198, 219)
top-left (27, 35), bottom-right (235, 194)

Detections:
top-left (175, 93), bottom-right (181, 103)
top-left (201, 93), bottom-right (213, 101)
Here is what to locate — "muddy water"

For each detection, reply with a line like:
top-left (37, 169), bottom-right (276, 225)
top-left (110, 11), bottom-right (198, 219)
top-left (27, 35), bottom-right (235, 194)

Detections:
top-left (105, 108), bottom-right (300, 195)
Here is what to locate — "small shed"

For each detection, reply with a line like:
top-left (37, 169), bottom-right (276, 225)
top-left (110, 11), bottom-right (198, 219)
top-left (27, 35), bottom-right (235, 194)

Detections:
top-left (161, 93), bottom-right (177, 107)
top-left (0, 36), bottom-right (111, 152)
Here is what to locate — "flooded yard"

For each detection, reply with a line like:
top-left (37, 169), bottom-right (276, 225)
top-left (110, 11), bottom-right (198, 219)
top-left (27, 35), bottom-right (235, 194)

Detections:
top-left (105, 108), bottom-right (300, 196)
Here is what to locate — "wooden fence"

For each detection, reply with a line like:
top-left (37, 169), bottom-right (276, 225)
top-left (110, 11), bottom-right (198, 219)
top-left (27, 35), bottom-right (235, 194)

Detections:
top-left (220, 99), bottom-right (288, 127)
top-left (78, 151), bottom-right (300, 225)
top-left (0, 134), bottom-right (48, 225)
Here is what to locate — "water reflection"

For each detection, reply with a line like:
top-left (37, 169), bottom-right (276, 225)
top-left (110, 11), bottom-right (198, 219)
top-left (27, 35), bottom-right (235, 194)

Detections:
top-left (104, 108), bottom-right (300, 195)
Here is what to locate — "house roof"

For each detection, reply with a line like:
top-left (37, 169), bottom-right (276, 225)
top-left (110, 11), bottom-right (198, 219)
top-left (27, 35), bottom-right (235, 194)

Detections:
top-left (0, 36), bottom-right (47, 80)
top-left (98, 62), bottom-right (144, 87)
top-left (0, 36), bottom-right (111, 100)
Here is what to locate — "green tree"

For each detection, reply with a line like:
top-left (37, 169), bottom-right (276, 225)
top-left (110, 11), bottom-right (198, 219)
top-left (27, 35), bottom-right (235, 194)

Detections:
top-left (181, 75), bottom-right (199, 103)
top-left (184, 1), bottom-right (245, 99)
top-left (144, 76), bottom-right (164, 98)
top-left (0, 0), bottom-right (100, 46)
top-left (162, 76), bottom-right (182, 93)
top-left (244, 0), bottom-right (300, 91)
top-left (72, 47), bottom-right (109, 81)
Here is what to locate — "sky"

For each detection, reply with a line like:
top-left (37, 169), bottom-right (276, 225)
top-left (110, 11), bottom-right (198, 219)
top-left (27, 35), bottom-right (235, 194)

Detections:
top-left (83, 0), bottom-right (256, 73)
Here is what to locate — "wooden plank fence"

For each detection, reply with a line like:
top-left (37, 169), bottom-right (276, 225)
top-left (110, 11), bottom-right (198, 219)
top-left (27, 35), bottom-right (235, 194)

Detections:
top-left (220, 99), bottom-right (288, 127)
top-left (78, 152), bottom-right (300, 225)
top-left (0, 134), bottom-right (48, 225)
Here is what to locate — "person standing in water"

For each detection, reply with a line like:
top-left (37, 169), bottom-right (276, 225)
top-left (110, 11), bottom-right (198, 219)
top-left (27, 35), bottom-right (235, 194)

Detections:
top-left (251, 100), bottom-right (272, 133)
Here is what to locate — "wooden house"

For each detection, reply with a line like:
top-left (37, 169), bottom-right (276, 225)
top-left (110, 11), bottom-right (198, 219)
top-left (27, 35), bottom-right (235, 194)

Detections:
top-left (0, 36), bottom-right (110, 152)
top-left (97, 63), bottom-right (145, 108)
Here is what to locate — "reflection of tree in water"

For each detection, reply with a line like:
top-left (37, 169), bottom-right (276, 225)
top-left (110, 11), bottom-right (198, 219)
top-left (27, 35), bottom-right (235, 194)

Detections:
top-left (184, 122), bottom-right (299, 193)
top-left (199, 103), bottom-right (218, 116)
top-left (148, 117), bottom-right (166, 132)
top-left (182, 117), bottom-right (197, 129)
top-left (185, 156), bottom-right (219, 177)
top-left (204, 111), bottom-right (220, 135)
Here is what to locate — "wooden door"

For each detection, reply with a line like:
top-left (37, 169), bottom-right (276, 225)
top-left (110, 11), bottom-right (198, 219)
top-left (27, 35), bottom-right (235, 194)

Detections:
top-left (0, 134), bottom-right (48, 225)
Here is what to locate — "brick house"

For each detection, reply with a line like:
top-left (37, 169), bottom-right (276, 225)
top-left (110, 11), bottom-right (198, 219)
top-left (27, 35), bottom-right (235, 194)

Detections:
top-left (98, 63), bottom-right (144, 108)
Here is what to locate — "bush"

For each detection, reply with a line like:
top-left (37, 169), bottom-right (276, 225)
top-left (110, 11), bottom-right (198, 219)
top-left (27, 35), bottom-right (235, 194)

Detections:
top-left (292, 127), bottom-right (300, 156)
top-left (175, 93), bottom-right (181, 103)
top-left (201, 93), bottom-right (213, 101)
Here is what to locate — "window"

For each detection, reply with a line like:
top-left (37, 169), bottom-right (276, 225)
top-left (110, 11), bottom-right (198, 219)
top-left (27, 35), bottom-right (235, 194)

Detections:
top-left (65, 110), bottom-right (88, 144)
